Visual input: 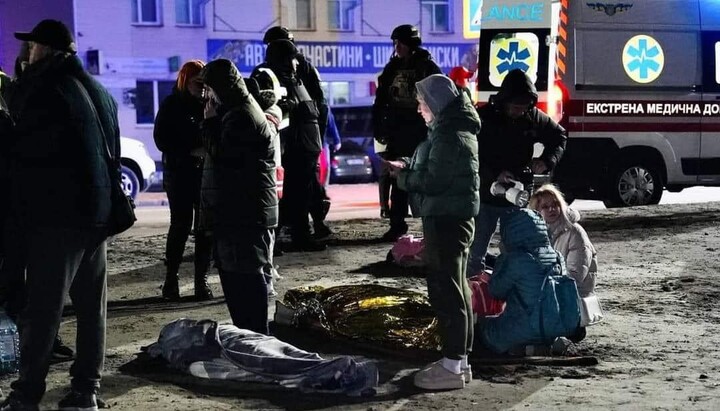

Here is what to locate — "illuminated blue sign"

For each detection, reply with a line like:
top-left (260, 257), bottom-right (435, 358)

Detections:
top-left (483, 2), bottom-right (544, 23)
top-left (207, 40), bottom-right (478, 74)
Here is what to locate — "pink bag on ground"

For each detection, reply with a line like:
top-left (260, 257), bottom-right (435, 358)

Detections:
top-left (389, 235), bottom-right (425, 267)
top-left (468, 273), bottom-right (506, 317)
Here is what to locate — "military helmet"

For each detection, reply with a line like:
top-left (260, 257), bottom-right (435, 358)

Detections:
top-left (263, 26), bottom-right (294, 44)
top-left (391, 24), bottom-right (421, 48)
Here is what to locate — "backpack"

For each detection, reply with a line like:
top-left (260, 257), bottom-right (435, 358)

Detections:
top-left (514, 254), bottom-right (582, 342)
top-left (538, 271), bottom-right (582, 340)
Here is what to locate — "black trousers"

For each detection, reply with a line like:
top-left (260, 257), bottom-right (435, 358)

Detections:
top-left (165, 164), bottom-right (211, 276)
top-left (11, 227), bottom-right (107, 403)
top-left (282, 152), bottom-right (320, 241)
top-left (214, 229), bottom-right (272, 335)
top-left (389, 176), bottom-right (409, 230)
top-left (309, 159), bottom-right (329, 226)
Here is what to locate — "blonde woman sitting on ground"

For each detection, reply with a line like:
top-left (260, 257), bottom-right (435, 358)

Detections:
top-left (529, 184), bottom-right (597, 299)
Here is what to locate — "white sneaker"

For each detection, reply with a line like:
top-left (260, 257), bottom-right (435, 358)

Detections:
top-left (462, 365), bottom-right (472, 384)
top-left (271, 266), bottom-right (282, 281)
top-left (413, 360), bottom-right (465, 390)
top-left (267, 280), bottom-right (278, 297)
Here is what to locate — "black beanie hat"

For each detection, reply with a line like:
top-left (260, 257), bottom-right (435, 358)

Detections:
top-left (265, 39), bottom-right (300, 67)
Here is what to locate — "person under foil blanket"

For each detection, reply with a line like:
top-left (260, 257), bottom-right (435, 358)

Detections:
top-left (146, 318), bottom-right (378, 397)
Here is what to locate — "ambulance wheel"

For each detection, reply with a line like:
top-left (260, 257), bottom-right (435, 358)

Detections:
top-left (603, 160), bottom-right (663, 208)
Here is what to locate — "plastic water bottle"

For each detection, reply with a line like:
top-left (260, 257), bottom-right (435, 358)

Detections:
top-left (0, 309), bottom-right (19, 374)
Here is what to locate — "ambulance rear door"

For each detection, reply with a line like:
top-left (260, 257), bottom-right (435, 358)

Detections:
top-left (475, 0), bottom-right (554, 103)
top-left (699, 2), bottom-right (720, 183)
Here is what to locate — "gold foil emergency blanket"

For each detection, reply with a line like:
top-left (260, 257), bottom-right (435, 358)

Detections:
top-left (281, 284), bottom-right (440, 351)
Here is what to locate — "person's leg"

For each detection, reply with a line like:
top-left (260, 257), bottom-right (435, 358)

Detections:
top-left (0, 219), bottom-right (27, 324)
top-left (214, 232), bottom-right (271, 335)
top-left (383, 177), bottom-right (408, 241)
top-left (288, 154), bottom-right (325, 250)
top-left (9, 228), bottom-right (86, 405)
top-left (67, 231), bottom-right (107, 396)
top-left (423, 217), bottom-right (473, 361)
top-left (262, 229), bottom-right (278, 296)
top-left (466, 204), bottom-right (502, 277)
top-left (191, 164), bottom-right (213, 300)
top-left (459, 221), bottom-right (475, 357)
top-left (163, 179), bottom-right (194, 299)
top-left (193, 230), bottom-right (213, 300)
top-left (378, 165), bottom-right (391, 218)
top-left (309, 161), bottom-right (332, 239)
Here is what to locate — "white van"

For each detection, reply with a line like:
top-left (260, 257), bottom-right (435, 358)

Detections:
top-left (475, 0), bottom-right (720, 206)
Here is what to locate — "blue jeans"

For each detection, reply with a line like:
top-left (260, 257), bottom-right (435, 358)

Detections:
top-left (466, 204), bottom-right (517, 277)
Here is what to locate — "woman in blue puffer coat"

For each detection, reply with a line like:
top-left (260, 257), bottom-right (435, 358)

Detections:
top-left (479, 208), bottom-right (579, 354)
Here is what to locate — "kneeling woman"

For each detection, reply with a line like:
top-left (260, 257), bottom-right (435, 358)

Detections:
top-left (388, 74), bottom-right (480, 390)
top-left (478, 209), bottom-right (581, 354)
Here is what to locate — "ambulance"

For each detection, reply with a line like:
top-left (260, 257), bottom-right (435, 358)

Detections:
top-left (475, 0), bottom-right (720, 206)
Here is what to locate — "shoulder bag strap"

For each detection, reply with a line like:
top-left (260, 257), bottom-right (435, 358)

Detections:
top-left (69, 77), bottom-right (116, 169)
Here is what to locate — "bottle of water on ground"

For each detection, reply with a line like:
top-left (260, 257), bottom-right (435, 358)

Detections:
top-left (0, 309), bottom-right (19, 374)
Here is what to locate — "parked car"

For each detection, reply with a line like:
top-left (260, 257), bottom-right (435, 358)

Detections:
top-left (329, 140), bottom-right (373, 183)
top-left (330, 105), bottom-right (382, 181)
top-left (120, 136), bottom-right (157, 200)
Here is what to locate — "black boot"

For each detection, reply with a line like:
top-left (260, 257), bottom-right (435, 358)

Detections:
top-left (194, 272), bottom-right (213, 301)
top-left (313, 222), bottom-right (333, 240)
top-left (161, 271), bottom-right (180, 300)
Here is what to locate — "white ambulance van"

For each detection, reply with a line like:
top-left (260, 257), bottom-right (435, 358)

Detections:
top-left (475, 0), bottom-right (720, 207)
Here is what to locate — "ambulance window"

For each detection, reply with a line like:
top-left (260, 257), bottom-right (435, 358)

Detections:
top-left (716, 42), bottom-right (719, 85)
top-left (701, 32), bottom-right (720, 93)
top-left (486, 32), bottom-right (540, 88)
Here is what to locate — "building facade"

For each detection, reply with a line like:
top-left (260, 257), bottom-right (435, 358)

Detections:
top-left (0, 0), bottom-right (479, 161)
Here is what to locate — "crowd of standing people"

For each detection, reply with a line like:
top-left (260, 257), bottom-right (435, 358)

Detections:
top-left (0, 16), bottom-right (600, 409)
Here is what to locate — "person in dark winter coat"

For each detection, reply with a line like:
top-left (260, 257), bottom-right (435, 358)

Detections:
top-left (389, 74), bottom-right (479, 391)
top-left (0, 19), bottom-right (118, 411)
top-left (0, 39), bottom-right (76, 369)
top-left (466, 69), bottom-right (567, 276)
top-left (199, 59), bottom-right (278, 335)
top-left (154, 60), bottom-right (213, 301)
top-left (257, 40), bottom-right (326, 251)
top-left (373, 24), bottom-right (442, 242)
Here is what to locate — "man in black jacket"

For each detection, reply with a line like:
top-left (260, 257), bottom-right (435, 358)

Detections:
top-left (373, 24), bottom-right (442, 241)
top-left (199, 59), bottom-right (278, 334)
top-left (466, 69), bottom-right (567, 277)
top-left (0, 19), bottom-right (118, 411)
top-left (256, 40), bottom-right (326, 251)
top-left (255, 27), bottom-right (332, 243)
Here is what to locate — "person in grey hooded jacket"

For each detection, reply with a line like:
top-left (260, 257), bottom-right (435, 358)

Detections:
top-left (389, 74), bottom-right (479, 391)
